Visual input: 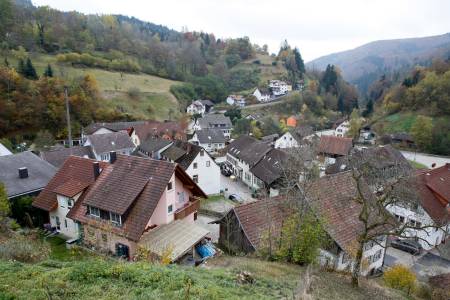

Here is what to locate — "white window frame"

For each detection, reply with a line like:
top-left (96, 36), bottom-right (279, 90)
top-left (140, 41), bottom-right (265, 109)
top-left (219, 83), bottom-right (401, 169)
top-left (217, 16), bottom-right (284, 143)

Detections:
top-left (110, 212), bottom-right (122, 226)
top-left (89, 206), bottom-right (100, 218)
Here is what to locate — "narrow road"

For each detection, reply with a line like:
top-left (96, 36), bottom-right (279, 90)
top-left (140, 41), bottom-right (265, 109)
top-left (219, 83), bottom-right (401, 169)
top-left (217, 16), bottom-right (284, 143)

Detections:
top-left (400, 150), bottom-right (450, 168)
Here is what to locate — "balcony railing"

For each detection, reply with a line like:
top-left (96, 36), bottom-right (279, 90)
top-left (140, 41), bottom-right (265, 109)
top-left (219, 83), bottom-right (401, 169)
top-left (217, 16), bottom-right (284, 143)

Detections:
top-left (174, 198), bottom-right (200, 220)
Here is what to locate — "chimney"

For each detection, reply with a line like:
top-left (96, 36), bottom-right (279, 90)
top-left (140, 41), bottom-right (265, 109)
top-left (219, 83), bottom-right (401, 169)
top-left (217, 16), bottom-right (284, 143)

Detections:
top-left (109, 151), bottom-right (117, 163)
top-left (93, 162), bottom-right (100, 179)
top-left (18, 167), bottom-right (28, 179)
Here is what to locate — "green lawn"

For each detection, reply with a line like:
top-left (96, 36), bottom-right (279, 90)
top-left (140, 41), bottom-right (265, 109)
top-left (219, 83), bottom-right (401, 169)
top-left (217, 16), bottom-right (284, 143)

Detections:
top-left (408, 160), bottom-right (427, 169)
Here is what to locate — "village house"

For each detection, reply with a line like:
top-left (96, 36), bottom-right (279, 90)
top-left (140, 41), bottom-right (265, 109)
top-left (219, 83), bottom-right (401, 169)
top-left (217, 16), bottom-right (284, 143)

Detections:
top-left (193, 114), bottom-right (232, 139)
top-left (217, 196), bottom-right (290, 253)
top-left (161, 140), bottom-right (221, 195)
top-left (274, 126), bottom-right (313, 149)
top-left (226, 135), bottom-right (271, 190)
top-left (190, 129), bottom-right (226, 154)
top-left (386, 164), bottom-right (450, 250)
top-left (34, 153), bottom-right (209, 261)
top-left (84, 132), bottom-right (135, 162)
top-left (260, 133), bottom-right (279, 146)
top-left (40, 145), bottom-right (95, 168)
top-left (226, 95), bottom-right (246, 107)
top-left (308, 171), bottom-right (389, 276)
top-left (134, 137), bottom-right (173, 160)
top-left (334, 120), bottom-right (350, 137)
top-left (252, 88), bottom-right (271, 102)
top-left (32, 156), bottom-right (107, 239)
top-left (317, 135), bottom-right (353, 165)
top-left (0, 142), bottom-right (12, 156)
top-left (0, 151), bottom-right (56, 200)
top-left (268, 80), bottom-right (292, 96)
top-left (83, 121), bottom-right (144, 146)
top-left (186, 100), bottom-right (214, 116)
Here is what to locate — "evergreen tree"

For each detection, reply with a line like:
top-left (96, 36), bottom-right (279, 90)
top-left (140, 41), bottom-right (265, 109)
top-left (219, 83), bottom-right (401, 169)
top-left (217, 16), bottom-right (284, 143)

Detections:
top-left (17, 58), bottom-right (26, 76)
top-left (337, 96), bottom-right (345, 113)
top-left (362, 99), bottom-right (373, 117)
top-left (24, 58), bottom-right (38, 80)
top-left (293, 47), bottom-right (305, 75)
top-left (4, 57), bottom-right (9, 68)
top-left (321, 64), bottom-right (338, 94)
top-left (43, 63), bottom-right (53, 77)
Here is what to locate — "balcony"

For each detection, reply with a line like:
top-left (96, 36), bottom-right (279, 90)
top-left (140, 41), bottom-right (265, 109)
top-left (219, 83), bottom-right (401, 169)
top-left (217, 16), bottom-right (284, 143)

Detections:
top-left (174, 198), bottom-right (200, 220)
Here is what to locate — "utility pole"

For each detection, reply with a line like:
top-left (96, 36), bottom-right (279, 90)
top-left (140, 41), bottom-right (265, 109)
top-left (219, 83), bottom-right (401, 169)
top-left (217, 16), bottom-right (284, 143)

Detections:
top-left (64, 86), bottom-right (72, 148)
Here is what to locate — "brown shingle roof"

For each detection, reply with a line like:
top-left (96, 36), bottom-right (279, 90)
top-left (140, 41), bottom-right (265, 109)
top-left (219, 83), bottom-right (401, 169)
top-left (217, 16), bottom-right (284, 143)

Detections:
top-left (250, 148), bottom-right (288, 185)
top-left (318, 135), bottom-right (353, 156)
top-left (32, 156), bottom-right (107, 211)
top-left (429, 273), bottom-right (450, 290)
top-left (232, 197), bottom-right (291, 249)
top-left (307, 171), bottom-right (394, 254)
top-left (416, 165), bottom-right (450, 225)
top-left (53, 179), bottom-right (90, 198)
top-left (70, 155), bottom-right (206, 242)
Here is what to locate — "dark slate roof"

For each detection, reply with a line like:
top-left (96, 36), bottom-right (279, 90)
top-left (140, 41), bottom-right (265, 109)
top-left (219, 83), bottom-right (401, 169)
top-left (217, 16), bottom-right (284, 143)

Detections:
top-left (84, 121), bottom-right (147, 135)
top-left (307, 171), bottom-right (395, 254)
top-left (161, 140), bottom-right (204, 170)
top-left (250, 149), bottom-right (288, 185)
top-left (139, 137), bottom-right (172, 153)
top-left (261, 134), bottom-right (279, 143)
top-left (230, 196), bottom-right (291, 250)
top-left (326, 145), bottom-right (412, 175)
top-left (198, 114), bottom-right (232, 129)
top-left (199, 100), bottom-right (214, 107)
top-left (40, 146), bottom-right (95, 168)
top-left (227, 135), bottom-right (271, 166)
top-left (70, 155), bottom-right (207, 241)
top-left (0, 152), bottom-right (57, 198)
top-left (195, 129), bottom-right (226, 144)
top-left (318, 135), bottom-right (353, 156)
top-left (416, 165), bottom-right (450, 225)
top-left (32, 156), bottom-right (105, 211)
top-left (290, 125), bottom-right (314, 142)
top-left (87, 132), bottom-right (135, 154)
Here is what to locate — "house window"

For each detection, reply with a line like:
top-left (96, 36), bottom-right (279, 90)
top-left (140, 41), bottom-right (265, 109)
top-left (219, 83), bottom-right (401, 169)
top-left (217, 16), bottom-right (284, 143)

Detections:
top-left (168, 204), bottom-right (173, 214)
top-left (55, 216), bottom-right (61, 230)
top-left (193, 175), bottom-right (198, 183)
top-left (200, 150), bottom-right (204, 157)
top-left (89, 206), bottom-right (100, 218)
top-left (100, 153), bottom-right (109, 161)
top-left (64, 219), bottom-right (68, 228)
top-left (68, 198), bottom-right (74, 209)
top-left (167, 181), bottom-right (173, 191)
top-left (341, 252), bottom-right (350, 264)
top-left (206, 161), bottom-right (210, 167)
top-left (110, 212), bottom-right (122, 226)
top-left (193, 162), bottom-right (198, 169)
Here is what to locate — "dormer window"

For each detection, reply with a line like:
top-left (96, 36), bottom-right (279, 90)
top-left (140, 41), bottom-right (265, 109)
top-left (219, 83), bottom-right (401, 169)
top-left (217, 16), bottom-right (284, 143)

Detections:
top-left (110, 212), bottom-right (122, 226)
top-left (68, 198), bottom-right (74, 209)
top-left (88, 206), bottom-right (100, 218)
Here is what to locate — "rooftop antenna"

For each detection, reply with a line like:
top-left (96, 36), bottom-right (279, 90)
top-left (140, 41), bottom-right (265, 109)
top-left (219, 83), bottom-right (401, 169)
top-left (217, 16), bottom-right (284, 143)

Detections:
top-left (64, 86), bottom-right (72, 148)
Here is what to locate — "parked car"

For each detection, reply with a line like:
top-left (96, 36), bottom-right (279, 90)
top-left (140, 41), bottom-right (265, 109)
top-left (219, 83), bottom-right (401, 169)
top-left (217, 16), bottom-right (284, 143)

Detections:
top-left (221, 168), bottom-right (232, 176)
top-left (390, 239), bottom-right (422, 255)
top-left (228, 194), bottom-right (244, 203)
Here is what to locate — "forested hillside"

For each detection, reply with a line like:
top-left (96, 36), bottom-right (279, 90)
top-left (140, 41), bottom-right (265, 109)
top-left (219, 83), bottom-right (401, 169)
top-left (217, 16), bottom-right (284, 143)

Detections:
top-left (369, 59), bottom-right (450, 155)
top-left (307, 33), bottom-right (450, 94)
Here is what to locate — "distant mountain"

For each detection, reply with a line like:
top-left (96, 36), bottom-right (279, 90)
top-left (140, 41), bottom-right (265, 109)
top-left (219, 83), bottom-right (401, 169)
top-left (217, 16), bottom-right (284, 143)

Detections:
top-left (307, 33), bottom-right (450, 93)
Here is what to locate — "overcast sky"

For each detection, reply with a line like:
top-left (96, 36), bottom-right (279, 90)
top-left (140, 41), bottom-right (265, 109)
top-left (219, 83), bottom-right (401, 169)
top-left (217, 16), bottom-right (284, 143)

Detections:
top-left (32, 0), bottom-right (450, 61)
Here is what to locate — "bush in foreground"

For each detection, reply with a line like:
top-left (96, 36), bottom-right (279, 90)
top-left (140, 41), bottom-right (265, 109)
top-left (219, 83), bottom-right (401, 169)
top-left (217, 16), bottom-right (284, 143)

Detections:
top-left (383, 264), bottom-right (416, 295)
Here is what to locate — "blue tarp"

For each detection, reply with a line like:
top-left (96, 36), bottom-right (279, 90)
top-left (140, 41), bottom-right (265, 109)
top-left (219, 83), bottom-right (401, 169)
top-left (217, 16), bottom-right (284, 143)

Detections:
top-left (196, 243), bottom-right (216, 258)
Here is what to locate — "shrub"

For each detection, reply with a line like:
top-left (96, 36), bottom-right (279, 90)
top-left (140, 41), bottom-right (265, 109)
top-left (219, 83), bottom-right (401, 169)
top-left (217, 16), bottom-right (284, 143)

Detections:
top-left (127, 87), bottom-right (141, 100)
top-left (383, 264), bottom-right (416, 295)
top-left (0, 235), bottom-right (50, 263)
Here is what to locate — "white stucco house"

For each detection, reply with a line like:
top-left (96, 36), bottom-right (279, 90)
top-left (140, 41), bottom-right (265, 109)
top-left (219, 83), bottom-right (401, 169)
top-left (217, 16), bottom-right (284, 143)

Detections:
top-left (161, 141), bottom-right (221, 195)
top-left (84, 132), bottom-right (135, 161)
top-left (192, 114), bottom-right (232, 139)
top-left (386, 164), bottom-right (450, 250)
top-left (191, 129), bottom-right (226, 154)
top-left (253, 88), bottom-right (271, 102)
top-left (226, 95), bottom-right (246, 107)
top-left (269, 80), bottom-right (292, 96)
top-left (186, 100), bottom-right (214, 116)
top-left (335, 120), bottom-right (350, 137)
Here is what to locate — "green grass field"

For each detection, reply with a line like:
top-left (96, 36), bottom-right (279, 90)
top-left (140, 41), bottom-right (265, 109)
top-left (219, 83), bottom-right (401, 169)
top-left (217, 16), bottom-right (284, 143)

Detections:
top-left (9, 53), bottom-right (181, 120)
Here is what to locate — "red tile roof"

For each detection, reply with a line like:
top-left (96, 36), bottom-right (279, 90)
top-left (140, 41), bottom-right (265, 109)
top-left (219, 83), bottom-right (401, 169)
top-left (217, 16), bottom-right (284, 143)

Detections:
top-left (69, 155), bottom-right (206, 242)
top-left (318, 135), bottom-right (353, 156)
top-left (416, 164), bottom-right (450, 225)
top-left (307, 171), bottom-right (394, 254)
top-left (232, 197), bottom-right (291, 250)
top-left (32, 156), bottom-right (107, 211)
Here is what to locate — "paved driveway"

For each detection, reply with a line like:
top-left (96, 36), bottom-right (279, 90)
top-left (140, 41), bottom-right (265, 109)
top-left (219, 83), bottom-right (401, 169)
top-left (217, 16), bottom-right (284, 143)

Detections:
top-left (401, 150), bottom-right (450, 168)
top-left (196, 215), bottom-right (220, 243)
top-left (220, 174), bottom-right (255, 203)
top-left (384, 247), bottom-right (450, 280)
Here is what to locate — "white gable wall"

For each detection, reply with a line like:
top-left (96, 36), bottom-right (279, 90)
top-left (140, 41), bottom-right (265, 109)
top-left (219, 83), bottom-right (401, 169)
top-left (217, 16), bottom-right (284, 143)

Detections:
top-left (185, 151), bottom-right (221, 195)
top-left (50, 192), bottom-right (83, 239)
top-left (275, 132), bottom-right (299, 149)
